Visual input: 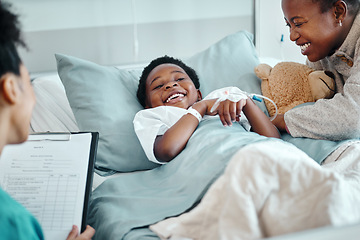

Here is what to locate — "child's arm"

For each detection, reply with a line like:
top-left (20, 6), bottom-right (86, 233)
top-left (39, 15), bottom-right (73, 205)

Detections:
top-left (216, 98), bottom-right (280, 138)
top-left (154, 99), bottom-right (216, 163)
top-left (242, 98), bottom-right (280, 138)
top-left (154, 97), bottom-right (279, 162)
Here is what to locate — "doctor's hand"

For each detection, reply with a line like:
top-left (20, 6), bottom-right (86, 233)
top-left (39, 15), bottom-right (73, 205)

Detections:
top-left (66, 225), bottom-right (95, 240)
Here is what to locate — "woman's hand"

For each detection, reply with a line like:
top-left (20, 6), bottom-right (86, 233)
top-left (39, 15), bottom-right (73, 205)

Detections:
top-left (271, 114), bottom-right (287, 132)
top-left (66, 225), bottom-right (95, 240)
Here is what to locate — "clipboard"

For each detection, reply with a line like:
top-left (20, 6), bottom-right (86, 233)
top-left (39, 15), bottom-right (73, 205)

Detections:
top-left (81, 132), bottom-right (98, 232)
top-left (0, 131), bottom-right (99, 239)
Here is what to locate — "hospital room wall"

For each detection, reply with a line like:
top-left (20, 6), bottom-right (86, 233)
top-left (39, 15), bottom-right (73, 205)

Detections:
top-left (12, 0), bottom-right (253, 74)
top-left (255, 0), bottom-right (306, 64)
top-left (11, 0), bottom-right (305, 74)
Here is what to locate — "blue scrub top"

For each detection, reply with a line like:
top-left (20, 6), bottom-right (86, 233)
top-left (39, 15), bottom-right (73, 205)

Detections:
top-left (0, 188), bottom-right (44, 240)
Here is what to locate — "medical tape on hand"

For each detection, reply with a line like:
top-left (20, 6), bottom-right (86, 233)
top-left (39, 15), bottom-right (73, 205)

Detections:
top-left (209, 87), bottom-right (278, 121)
top-left (210, 87), bottom-right (248, 113)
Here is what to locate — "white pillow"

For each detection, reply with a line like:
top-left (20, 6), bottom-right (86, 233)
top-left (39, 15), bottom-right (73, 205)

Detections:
top-left (30, 75), bottom-right (79, 133)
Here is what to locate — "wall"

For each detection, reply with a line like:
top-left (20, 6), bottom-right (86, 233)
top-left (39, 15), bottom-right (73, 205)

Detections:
top-left (11, 0), bottom-right (254, 74)
top-left (255, 0), bottom-right (306, 64)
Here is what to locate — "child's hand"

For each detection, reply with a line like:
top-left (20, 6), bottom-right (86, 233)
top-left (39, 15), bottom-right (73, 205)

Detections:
top-left (192, 99), bottom-right (218, 116)
top-left (213, 98), bottom-right (247, 126)
top-left (192, 98), bottom-right (248, 126)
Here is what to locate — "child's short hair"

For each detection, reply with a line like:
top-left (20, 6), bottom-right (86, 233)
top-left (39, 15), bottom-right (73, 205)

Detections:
top-left (137, 55), bottom-right (200, 108)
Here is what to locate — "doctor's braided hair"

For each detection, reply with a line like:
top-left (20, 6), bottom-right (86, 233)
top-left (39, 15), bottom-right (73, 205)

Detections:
top-left (137, 55), bottom-right (200, 108)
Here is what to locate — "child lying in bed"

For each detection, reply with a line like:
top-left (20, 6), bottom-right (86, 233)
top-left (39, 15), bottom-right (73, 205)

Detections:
top-left (134, 55), bottom-right (280, 164)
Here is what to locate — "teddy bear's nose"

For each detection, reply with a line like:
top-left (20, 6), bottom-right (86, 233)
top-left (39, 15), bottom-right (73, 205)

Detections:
top-left (325, 71), bottom-right (335, 79)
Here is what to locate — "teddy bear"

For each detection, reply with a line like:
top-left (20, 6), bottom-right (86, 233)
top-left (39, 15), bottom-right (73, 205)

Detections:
top-left (254, 61), bottom-right (336, 117)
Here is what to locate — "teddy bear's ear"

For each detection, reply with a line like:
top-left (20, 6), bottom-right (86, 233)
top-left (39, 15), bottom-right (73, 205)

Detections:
top-left (254, 63), bottom-right (272, 81)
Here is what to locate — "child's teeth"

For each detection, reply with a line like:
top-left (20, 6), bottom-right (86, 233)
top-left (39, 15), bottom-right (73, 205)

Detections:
top-left (166, 93), bottom-right (184, 103)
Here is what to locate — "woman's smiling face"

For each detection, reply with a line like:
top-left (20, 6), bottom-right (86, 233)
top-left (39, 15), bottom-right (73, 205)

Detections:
top-left (282, 0), bottom-right (344, 62)
top-left (144, 63), bottom-right (201, 109)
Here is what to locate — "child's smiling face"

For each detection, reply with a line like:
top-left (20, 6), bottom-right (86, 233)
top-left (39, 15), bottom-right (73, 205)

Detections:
top-left (145, 63), bottom-right (202, 109)
top-left (282, 0), bottom-right (344, 62)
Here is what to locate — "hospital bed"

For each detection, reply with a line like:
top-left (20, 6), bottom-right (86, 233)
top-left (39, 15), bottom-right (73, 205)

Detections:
top-left (30, 31), bottom-right (360, 240)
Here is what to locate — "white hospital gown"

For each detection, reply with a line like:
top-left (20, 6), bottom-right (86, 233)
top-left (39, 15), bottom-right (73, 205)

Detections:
top-left (133, 87), bottom-right (250, 164)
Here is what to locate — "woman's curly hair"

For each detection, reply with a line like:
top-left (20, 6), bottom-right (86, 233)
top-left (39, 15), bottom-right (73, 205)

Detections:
top-left (0, 2), bottom-right (26, 77)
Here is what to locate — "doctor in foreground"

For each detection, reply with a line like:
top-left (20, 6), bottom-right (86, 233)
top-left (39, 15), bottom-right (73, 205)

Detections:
top-left (0, 2), bottom-right (95, 239)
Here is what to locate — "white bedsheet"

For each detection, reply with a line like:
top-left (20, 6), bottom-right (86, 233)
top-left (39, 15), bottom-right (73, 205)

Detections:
top-left (150, 140), bottom-right (360, 240)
